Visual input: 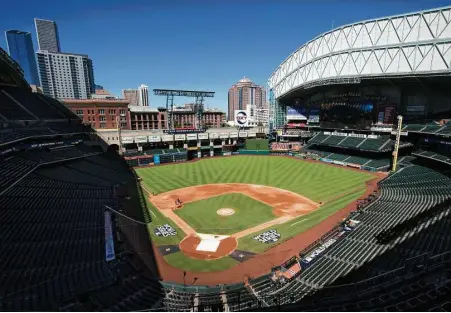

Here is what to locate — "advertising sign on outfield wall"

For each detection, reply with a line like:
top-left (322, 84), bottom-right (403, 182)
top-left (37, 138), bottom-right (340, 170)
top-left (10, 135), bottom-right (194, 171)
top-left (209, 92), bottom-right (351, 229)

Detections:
top-left (161, 135), bottom-right (174, 142)
top-left (229, 132), bottom-right (238, 138)
top-left (174, 134), bottom-right (186, 141)
top-left (148, 135), bottom-right (161, 142)
top-left (235, 110), bottom-right (249, 127)
top-left (220, 133), bottom-right (229, 139)
top-left (247, 132), bottom-right (257, 137)
top-left (209, 133), bottom-right (219, 139)
top-left (134, 136), bottom-right (148, 143)
top-left (122, 137), bottom-right (134, 144)
top-left (198, 133), bottom-right (209, 140)
top-left (187, 134), bottom-right (198, 140)
top-left (239, 132), bottom-right (248, 138)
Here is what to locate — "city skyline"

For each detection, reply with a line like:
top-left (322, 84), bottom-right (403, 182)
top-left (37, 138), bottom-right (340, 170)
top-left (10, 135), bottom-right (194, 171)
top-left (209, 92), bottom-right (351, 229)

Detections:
top-left (34, 19), bottom-right (95, 99)
top-left (1, 0), bottom-right (449, 110)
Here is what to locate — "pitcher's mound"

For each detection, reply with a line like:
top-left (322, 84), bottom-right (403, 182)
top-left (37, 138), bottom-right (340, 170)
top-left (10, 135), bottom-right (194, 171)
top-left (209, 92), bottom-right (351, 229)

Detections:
top-left (217, 208), bottom-right (235, 216)
top-left (179, 234), bottom-right (238, 260)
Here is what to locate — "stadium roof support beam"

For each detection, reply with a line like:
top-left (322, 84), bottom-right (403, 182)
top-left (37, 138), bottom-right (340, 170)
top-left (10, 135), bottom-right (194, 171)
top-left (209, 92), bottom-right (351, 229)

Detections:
top-left (153, 89), bottom-right (215, 130)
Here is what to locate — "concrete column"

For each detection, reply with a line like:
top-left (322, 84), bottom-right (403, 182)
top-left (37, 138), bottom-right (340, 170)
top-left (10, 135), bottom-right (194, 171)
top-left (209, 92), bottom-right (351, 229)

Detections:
top-left (222, 140), bottom-right (225, 146)
top-left (138, 144), bottom-right (143, 152)
top-left (169, 143), bottom-right (174, 149)
top-left (210, 140), bottom-right (213, 147)
top-left (197, 140), bottom-right (201, 147)
top-left (183, 143), bottom-right (188, 149)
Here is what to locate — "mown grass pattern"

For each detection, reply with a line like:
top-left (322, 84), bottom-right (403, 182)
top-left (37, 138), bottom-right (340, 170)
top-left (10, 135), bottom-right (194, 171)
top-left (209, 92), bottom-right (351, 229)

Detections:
top-left (137, 156), bottom-right (374, 271)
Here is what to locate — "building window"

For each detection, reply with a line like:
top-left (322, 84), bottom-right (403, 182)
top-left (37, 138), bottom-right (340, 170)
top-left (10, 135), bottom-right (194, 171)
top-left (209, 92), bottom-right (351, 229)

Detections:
top-left (75, 109), bottom-right (83, 115)
top-left (99, 116), bottom-right (106, 122)
top-left (100, 123), bottom-right (106, 128)
top-left (119, 109), bottom-right (126, 115)
top-left (109, 109), bottom-right (116, 115)
top-left (98, 109), bottom-right (105, 115)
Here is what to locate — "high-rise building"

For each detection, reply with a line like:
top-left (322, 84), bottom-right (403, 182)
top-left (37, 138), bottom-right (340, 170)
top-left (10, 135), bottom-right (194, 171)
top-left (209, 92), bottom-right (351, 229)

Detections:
top-left (138, 84), bottom-right (149, 106)
top-left (122, 89), bottom-right (139, 106)
top-left (228, 77), bottom-right (266, 122)
top-left (34, 18), bottom-right (61, 52)
top-left (5, 30), bottom-right (40, 86)
top-left (36, 50), bottom-right (95, 99)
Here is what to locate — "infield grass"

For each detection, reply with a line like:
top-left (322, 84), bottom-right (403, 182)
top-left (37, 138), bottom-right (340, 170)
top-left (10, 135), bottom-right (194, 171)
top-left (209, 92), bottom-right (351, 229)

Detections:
top-left (175, 193), bottom-right (275, 235)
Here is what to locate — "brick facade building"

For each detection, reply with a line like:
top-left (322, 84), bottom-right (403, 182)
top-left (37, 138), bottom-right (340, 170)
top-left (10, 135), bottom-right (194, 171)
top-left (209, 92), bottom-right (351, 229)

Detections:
top-left (63, 99), bottom-right (131, 129)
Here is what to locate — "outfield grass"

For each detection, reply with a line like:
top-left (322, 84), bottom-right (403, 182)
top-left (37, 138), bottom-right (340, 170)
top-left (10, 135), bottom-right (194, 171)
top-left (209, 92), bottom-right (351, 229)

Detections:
top-left (175, 193), bottom-right (275, 235)
top-left (136, 156), bottom-right (375, 272)
top-left (136, 156), bottom-right (374, 202)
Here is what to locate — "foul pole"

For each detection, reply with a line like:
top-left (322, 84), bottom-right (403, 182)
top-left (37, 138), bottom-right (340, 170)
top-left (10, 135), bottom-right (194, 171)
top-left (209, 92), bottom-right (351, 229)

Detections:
top-left (391, 115), bottom-right (403, 172)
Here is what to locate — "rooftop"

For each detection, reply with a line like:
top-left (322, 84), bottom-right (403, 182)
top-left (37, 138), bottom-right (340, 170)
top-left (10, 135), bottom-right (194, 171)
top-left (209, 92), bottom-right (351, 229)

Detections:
top-left (63, 98), bottom-right (129, 105)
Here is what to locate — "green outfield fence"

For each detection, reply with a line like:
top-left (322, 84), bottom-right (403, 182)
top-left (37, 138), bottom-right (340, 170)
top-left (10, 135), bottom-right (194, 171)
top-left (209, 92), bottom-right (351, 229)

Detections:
top-left (238, 150), bottom-right (270, 155)
top-left (245, 139), bottom-right (269, 151)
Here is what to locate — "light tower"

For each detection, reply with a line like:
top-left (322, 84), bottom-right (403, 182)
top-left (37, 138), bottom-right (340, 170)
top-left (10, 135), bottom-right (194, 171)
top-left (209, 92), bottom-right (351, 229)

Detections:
top-left (391, 115), bottom-right (403, 172)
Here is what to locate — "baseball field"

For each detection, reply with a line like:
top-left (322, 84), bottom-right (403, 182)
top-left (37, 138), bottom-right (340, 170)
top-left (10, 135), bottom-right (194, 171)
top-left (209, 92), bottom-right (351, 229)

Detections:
top-left (135, 156), bottom-right (376, 274)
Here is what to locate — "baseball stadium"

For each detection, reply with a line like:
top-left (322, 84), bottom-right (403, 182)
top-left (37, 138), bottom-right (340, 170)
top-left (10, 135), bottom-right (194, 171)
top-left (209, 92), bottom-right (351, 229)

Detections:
top-left (2, 5), bottom-right (451, 312)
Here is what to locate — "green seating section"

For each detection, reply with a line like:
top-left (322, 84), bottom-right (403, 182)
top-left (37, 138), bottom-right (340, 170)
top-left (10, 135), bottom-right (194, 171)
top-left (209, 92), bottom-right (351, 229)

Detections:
top-left (309, 133), bottom-right (329, 144)
top-left (327, 153), bottom-right (350, 161)
top-left (344, 156), bottom-right (372, 165)
top-left (414, 150), bottom-right (451, 164)
top-left (365, 158), bottom-right (391, 169)
top-left (339, 136), bottom-right (365, 148)
top-left (358, 137), bottom-right (390, 151)
top-left (308, 133), bottom-right (394, 152)
top-left (322, 135), bottom-right (345, 146)
top-left (403, 124), bottom-right (425, 131)
top-left (421, 125), bottom-right (441, 132)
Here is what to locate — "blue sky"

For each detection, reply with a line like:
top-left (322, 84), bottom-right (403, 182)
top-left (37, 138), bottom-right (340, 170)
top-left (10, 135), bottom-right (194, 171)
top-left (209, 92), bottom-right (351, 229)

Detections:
top-left (1, 0), bottom-right (450, 111)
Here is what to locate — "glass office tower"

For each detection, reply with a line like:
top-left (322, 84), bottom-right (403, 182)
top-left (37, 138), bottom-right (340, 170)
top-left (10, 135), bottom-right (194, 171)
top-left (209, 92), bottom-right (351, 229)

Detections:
top-left (5, 30), bottom-right (40, 86)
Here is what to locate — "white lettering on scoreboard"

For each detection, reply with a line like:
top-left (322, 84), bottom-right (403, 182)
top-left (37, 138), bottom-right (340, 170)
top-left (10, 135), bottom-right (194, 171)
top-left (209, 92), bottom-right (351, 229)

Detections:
top-left (198, 133), bottom-right (209, 140)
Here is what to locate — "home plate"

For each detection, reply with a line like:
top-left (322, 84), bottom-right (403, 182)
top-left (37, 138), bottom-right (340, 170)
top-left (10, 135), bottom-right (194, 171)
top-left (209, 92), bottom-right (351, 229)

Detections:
top-left (196, 233), bottom-right (229, 252)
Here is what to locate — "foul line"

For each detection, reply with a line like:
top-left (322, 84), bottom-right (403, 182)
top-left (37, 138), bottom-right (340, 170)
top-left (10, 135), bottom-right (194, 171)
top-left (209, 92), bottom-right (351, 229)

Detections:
top-left (139, 183), bottom-right (157, 218)
top-left (290, 218), bottom-right (309, 227)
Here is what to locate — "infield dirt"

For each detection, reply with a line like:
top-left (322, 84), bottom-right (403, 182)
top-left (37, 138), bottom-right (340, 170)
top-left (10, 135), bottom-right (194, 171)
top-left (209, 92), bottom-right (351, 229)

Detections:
top-left (150, 183), bottom-right (319, 239)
